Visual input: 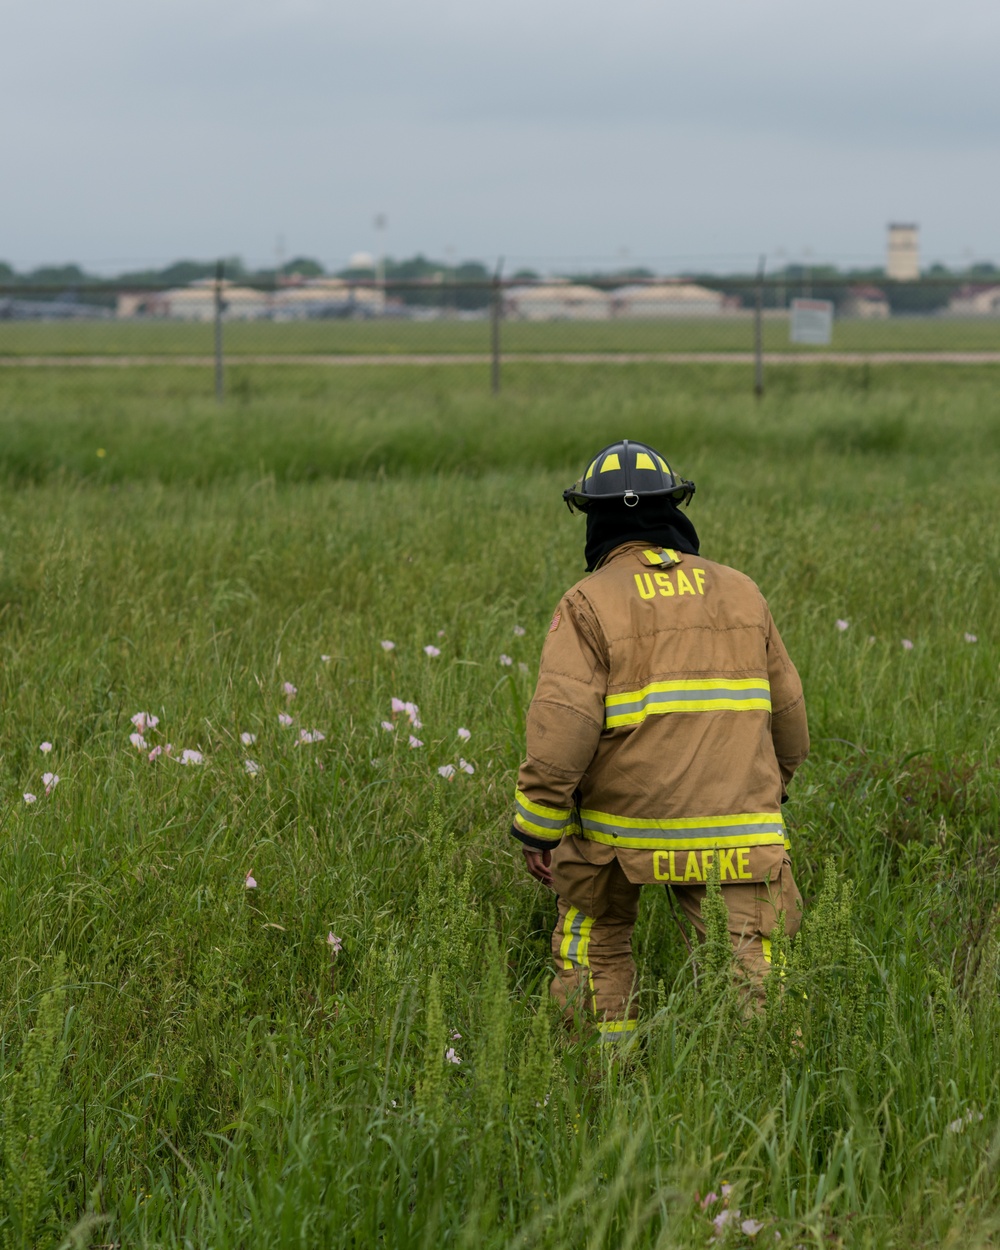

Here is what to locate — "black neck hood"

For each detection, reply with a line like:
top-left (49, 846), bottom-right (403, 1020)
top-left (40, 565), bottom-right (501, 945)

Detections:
top-left (584, 497), bottom-right (700, 572)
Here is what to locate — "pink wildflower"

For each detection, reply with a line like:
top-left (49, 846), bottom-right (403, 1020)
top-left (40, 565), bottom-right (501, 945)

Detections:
top-left (390, 697), bottom-right (406, 714)
top-left (297, 729), bottom-right (326, 745)
top-left (42, 772), bottom-right (59, 793)
top-left (437, 629), bottom-right (446, 638)
top-left (699, 1192), bottom-right (719, 1210)
top-left (381, 721), bottom-right (395, 732)
top-left (39, 742), bottom-right (53, 754)
top-left (741, 1219), bottom-right (764, 1237)
top-left (445, 1047), bottom-right (461, 1064)
top-left (148, 745), bottom-right (163, 761)
top-left (451, 1030), bottom-right (462, 1040)
top-left (965, 632), bottom-right (978, 643)
top-left (180, 749), bottom-right (203, 765)
top-left (457, 727), bottom-right (471, 741)
top-left (902, 638), bottom-right (914, 651)
top-left (499, 654), bottom-right (513, 667)
top-left (245, 872), bottom-right (257, 889)
top-left (321, 654), bottom-right (332, 662)
top-left (836, 619), bottom-right (849, 631)
top-left (458, 758), bottom-right (475, 775)
top-left (129, 732), bottom-right (148, 750)
top-left (403, 701), bottom-right (421, 728)
top-left (438, 764), bottom-right (456, 779)
top-left (278, 713), bottom-right (294, 726)
top-left (381, 640), bottom-right (396, 652)
top-left (327, 932), bottom-right (342, 953)
top-left (23, 793), bottom-right (37, 804)
top-left (244, 759), bottom-right (260, 775)
top-left (713, 1209), bottom-right (739, 1232)
top-left (240, 732), bottom-right (256, 745)
top-left (283, 682), bottom-right (297, 699)
top-left (131, 712), bottom-right (159, 732)
top-left (424, 645), bottom-right (441, 658)
top-left (408, 735), bottom-right (423, 749)
top-left (513, 625), bottom-right (526, 636)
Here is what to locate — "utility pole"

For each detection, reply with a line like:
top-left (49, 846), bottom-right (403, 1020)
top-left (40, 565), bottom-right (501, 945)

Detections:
top-left (774, 248), bottom-right (785, 310)
top-left (754, 255), bottom-right (765, 400)
top-left (491, 257), bottom-right (504, 396)
top-left (214, 259), bottom-right (225, 402)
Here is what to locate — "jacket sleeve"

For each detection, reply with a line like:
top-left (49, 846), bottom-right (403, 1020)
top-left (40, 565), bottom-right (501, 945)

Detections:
top-left (764, 605), bottom-right (810, 793)
top-left (511, 591), bottom-right (608, 850)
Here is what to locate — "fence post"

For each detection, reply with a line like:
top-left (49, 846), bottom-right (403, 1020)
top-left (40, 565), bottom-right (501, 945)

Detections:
top-left (754, 255), bottom-right (765, 399)
top-left (491, 258), bottom-right (504, 395)
top-left (214, 259), bottom-right (225, 402)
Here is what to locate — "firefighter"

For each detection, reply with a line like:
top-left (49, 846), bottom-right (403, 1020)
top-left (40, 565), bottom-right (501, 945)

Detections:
top-left (511, 439), bottom-right (809, 1039)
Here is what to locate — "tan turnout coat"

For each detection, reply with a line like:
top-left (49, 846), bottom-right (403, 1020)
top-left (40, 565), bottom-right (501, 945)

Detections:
top-left (512, 542), bottom-right (809, 885)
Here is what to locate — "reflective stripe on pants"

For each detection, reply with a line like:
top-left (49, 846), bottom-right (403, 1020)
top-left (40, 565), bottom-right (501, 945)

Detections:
top-left (551, 872), bottom-right (640, 1037)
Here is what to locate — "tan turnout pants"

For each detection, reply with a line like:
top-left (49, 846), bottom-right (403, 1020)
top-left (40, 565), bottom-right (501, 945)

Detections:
top-left (550, 839), bottom-right (803, 1037)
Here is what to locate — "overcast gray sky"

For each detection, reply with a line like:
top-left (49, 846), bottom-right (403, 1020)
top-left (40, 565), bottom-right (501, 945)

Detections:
top-left (2, 0), bottom-right (998, 273)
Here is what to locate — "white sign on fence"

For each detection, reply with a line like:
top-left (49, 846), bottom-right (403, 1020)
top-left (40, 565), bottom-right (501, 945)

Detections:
top-left (790, 298), bottom-right (834, 345)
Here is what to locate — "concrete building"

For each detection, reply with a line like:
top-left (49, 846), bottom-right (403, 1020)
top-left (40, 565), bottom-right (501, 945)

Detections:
top-left (117, 279), bottom-right (270, 321)
top-left (947, 285), bottom-right (1000, 316)
top-left (610, 281), bottom-right (731, 318)
top-left (887, 223), bottom-right (920, 281)
top-left (503, 281), bottom-right (611, 321)
top-left (841, 285), bottom-right (890, 319)
top-left (271, 277), bottom-right (382, 319)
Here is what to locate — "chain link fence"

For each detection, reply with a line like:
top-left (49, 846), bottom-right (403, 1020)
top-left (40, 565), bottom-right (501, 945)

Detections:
top-left (2, 270), bottom-right (999, 396)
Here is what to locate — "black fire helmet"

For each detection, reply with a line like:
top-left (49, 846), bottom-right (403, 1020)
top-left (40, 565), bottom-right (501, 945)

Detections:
top-left (562, 439), bottom-right (695, 513)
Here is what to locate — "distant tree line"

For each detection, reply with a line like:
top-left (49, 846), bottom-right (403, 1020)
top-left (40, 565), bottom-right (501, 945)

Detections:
top-left (2, 255), bottom-right (998, 315)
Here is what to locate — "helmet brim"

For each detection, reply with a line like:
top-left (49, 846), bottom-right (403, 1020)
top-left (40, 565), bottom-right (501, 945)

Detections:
top-left (563, 481), bottom-right (696, 513)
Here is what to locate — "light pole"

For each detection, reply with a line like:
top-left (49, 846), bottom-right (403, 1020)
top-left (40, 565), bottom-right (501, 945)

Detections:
top-left (374, 213), bottom-right (387, 314)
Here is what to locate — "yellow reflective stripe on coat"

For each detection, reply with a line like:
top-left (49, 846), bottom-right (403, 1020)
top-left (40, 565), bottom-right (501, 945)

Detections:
top-left (514, 789), bottom-right (576, 841)
top-left (579, 808), bottom-right (785, 852)
top-left (605, 677), bottom-right (771, 728)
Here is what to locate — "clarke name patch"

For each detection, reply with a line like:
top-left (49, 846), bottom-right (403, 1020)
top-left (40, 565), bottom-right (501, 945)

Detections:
top-left (652, 847), bottom-right (753, 883)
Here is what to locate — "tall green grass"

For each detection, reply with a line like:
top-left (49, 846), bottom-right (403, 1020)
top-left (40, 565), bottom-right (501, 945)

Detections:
top-left (0, 365), bottom-right (999, 1247)
top-left (1, 361), bottom-right (999, 486)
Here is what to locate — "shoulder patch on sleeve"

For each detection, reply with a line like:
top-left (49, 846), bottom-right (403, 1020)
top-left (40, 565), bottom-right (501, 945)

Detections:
top-left (549, 611), bottom-right (561, 633)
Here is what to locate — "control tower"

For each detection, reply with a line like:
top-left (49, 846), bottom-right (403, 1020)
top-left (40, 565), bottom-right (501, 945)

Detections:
top-left (886, 223), bottom-right (920, 281)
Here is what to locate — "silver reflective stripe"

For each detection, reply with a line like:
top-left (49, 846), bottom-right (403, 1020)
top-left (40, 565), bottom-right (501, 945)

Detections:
top-left (598, 1019), bottom-right (638, 1041)
top-left (515, 799), bottom-right (570, 832)
top-left (580, 814), bottom-right (785, 841)
top-left (564, 910), bottom-right (587, 965)
top-left (608, 684), bottom-right (771, 718)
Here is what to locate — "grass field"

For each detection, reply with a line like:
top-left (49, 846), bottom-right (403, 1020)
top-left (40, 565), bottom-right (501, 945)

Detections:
top-left (2, 362), bottom-right (1000, 1248)
top-left (1, 315), bottom-right (999, 357)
